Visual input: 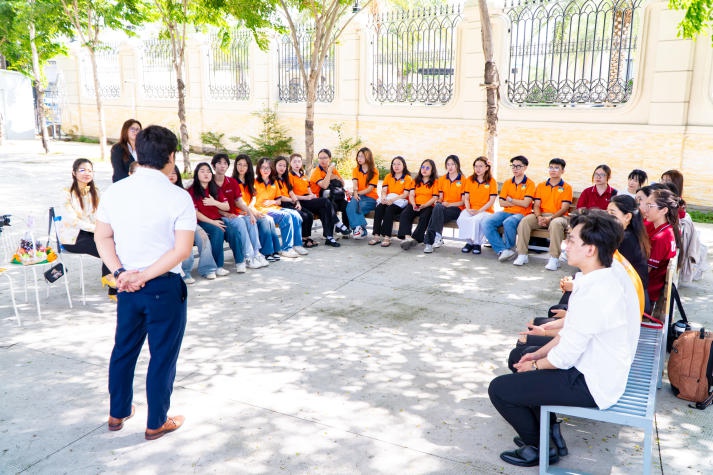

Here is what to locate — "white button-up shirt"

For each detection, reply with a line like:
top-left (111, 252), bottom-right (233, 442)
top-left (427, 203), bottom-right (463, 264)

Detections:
top-left (548, 260), bottom-right (641, 409)
top-left (96, 167), bottom-right (196, 274)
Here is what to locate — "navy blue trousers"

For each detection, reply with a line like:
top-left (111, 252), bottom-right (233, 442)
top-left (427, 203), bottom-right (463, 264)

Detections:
top-left (108, 273), bottom-right (187, 430)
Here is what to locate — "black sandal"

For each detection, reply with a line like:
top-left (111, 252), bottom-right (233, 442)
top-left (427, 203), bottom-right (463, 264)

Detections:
top-left (304, 238), bottom-right (318, 248)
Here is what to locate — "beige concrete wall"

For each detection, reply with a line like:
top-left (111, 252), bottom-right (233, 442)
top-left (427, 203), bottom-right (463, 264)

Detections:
top-left (54, 0), bottom-right (713, 205)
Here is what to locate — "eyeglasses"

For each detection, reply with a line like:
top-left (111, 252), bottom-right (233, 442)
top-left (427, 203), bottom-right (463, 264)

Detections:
top-left (593, 172), bottom-right (607, 178)
top-left (77, 168), bottom-right (93, 173)
top-left (564, 235), bottom-right (585, 246)
top-left (645, 203), bottom-right (661, 210)
top-left (510, 164), bottom-right (524, 170)
top-left (421, 165), bottom-right (431, 170)
top-left (129, 127), bottom-right (141, 133)
top-left (548, 166), bottom-right (562, 171)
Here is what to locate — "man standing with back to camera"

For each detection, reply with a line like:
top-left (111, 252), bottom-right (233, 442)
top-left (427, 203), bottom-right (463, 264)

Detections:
top-left (95, 125), bottom-right (196, 440)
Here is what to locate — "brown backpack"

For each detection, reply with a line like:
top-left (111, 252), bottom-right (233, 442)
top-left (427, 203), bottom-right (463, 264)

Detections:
top-left (668, 329), bottom-right (713, 409)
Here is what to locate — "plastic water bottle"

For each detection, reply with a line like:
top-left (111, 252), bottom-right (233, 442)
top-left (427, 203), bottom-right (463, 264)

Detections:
top-left (53, 215), bottom-right (65, 252)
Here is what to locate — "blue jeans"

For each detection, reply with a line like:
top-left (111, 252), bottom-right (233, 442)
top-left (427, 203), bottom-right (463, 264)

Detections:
top-left (267, 209), bottom-right (302, 250)
top-left (257, 216), bottom-right (280, 256)
top-left (346, 196), bottom-right (377, 230)
top-left (222, 217), bottom-right (251, 263)
top-left (198, 221), bottom-right (227, 268)
top-left (181, 226), bottom-right (217, 277)
top-left (482, 211), bottom-right (525, 254)
top-left (238, 215), bottom-right (262, 258)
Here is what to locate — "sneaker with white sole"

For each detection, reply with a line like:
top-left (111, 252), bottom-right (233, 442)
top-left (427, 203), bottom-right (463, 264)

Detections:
top-left (183, 276), bottom-right (196, 285)
top-left (401, 238), bottom-right (416, 250)
top-left (256, 254), bottom-right (270, 267)
top-left (433, 236), bottom-right (445, 248)
top-left (352, 226), bottom-right (366, 239)
top-left (545, 257), bottom-right (561, 271)
top-left (246, 258), bottom-right (261, 269)
top-left (424, 244), bottom-right (434, 253)
top-left (235, 262), bottom-right (247, 273)
top-left (293, 245), bottom-right (309, 255)
top-left (281, 248), bottom-right (300, 258)
top-left (204, 272), bottom-right (217, 280)
top-left (513, 254), bottom-right (529, 266)
top-left (498, 249), bottom-right (516, 262)
top-left (216, 267), bottom-right (231, 277)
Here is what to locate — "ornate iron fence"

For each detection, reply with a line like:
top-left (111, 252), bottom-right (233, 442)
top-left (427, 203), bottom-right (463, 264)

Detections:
top-left (367, 5), bottom-right (462, 105)
top-left (277, 24), bottom-right (335, 103)
top-left (506, 0), bottom-right (642, 106)
top-left (81, 44), bottom-right (121, 98)
top-left (141, 39), bottom-right (178, 99)
top-left (208, 29), bottom-right (251, 101)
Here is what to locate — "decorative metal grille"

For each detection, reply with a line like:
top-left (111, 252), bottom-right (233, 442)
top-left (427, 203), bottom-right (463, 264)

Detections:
top-left (208, 29), bottom-right (251, 101)
top-left (81, 44), bottom-right (121, 98)
top-left (506, 0), bottom-right (642, 106)
top-left (368, 5), bottom-right (462, 105)
top-left (277, 24), bottom-right (335, 103)
top-left (141, 39), bottom-right (178, 99)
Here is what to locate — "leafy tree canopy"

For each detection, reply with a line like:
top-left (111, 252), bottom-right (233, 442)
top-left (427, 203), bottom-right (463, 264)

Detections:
top-left (669, 0), bottom-right (713, 44)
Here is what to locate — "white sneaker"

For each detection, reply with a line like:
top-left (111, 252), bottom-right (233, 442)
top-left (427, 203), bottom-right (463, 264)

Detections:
top-left (498, 249), bottom-right (516, 262)
top-left (545, 257), bottom-right (561, 271)
top-left (424, 244), bottom-right (434, 253)
top-left (281, 248), bottom-right (299, 258)
top-left (256, 254), bottom-right (269, 267)
top-left (204, 272), bottom-right (217, 280)
top-left (293, 245), bottom-right (309, 255)
top-left (246, 257), bottom-right (261, 269)
top-left (215, 267), bottom-right (231, 277)
top-left (235, 262), bottom-right (247, 273)
top-left (183, 276), bottom-right (196, 285)
top-left (513, 254), bottom-right (529, 266)
top-left (433, 236), bottom-right (445, 248)
top-left (352, 226), bottom-right (366, 239)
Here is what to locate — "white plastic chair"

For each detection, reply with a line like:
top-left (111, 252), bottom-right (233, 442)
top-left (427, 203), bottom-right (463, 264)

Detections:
top-left (0, 229), bottom-right (22, 325)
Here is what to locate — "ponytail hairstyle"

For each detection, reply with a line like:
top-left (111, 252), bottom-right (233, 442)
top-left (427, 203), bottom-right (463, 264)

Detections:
top-left (233, 153), bottom-right (256, 197)
top-left (611, 195), bottom-right (650, 258)
top-left (70, 159), bottom-right (99, 211)
top-left (470, 156), bottom-right (491, 183)
top-left (649, 189), bottom-right (683, 268)
top-left (191, 162), bottom-right (219, 200)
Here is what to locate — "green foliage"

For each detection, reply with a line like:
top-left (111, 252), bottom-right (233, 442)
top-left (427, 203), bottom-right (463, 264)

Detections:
top-left (330, 122), bottom-right (362, 179)
top-left (689, 209), bottom-right (713, 224)
top-left (230, 106), bottom-right (293, 159)
top-left (200, 131), bottom-right (226, 153)
top-left (72, 135), bottom-right (100, 144)
top-left (669, 0), bottom-right (713, 44)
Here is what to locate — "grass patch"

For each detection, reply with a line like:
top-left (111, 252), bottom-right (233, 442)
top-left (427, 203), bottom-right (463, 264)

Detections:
top-left (689, 210), bottom-right (713, 224)
top-left (71, 136), bottom-right (100, 144)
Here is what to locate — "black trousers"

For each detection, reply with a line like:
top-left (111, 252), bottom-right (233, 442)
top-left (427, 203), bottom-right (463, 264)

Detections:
top-left (425, 204), bottom-right (461, 244)
top-left (398, 205), bottom-right (433, 243)
top-left (331, 197), bottom-right (349, 229)
top-left (372, 203), bottom-right (403, 237)
top-left (298, 197), bottom-right (337, 238)
top-left (488, 367), bottom-right (596, 447)
top-left (282, 203), bottom-right (313, 239)
top-left (62, 229), bottom-right (110, 276)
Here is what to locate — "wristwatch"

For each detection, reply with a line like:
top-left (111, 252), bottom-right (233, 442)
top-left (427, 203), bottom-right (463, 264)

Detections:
top-left (113, 267), bottom-right (127, 279)
top-left (531, 360), bottom-right (539, 371)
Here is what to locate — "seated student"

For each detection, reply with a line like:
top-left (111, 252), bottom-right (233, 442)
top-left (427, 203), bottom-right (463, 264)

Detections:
top-left (621, 169), bottom-right (647, 198)
top-left (309, 148), bottom-right (351, 237)
top-left (370, 156), bottom-right (413, 247)
top-left (167, 165), bottom-right (220, 283)
top-left (642, 188), bottom-right (681, 305)
top-left (346, 147), bottom-right (380, 240)
top-left (274, 155), bottom-right (318, 248)
top-left (212, 153), bottom-right (267, 272)
top-left (59, 159), bottom-right (116, 301)
top-left (232, 154), bottom-right (282, 262)
top-left (288, 153), bottom-right (341, 247)
top-left (488, 210), bottom-right (640, 468)
top-left (399, 159), bottom-right (439, 250)
top-left (577, 164), bottom-right (617, 210)
top-left (482, 155), bottom-right (535, 262)
top-left (513, 158), bottom-right (572, 270)
top-left (254, 157), bottom-right (306, 258)
top-left (457, 156), bottom-right (497, 254)
top-left (188, 162), bottom-right (243, 275)
top-left (423, 155), bottom-right (465, 253)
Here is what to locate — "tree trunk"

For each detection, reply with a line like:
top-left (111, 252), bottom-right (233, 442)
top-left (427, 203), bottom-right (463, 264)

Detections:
top-left (88, 47), bottom-right (107, 161)
top-left (29, 21), bottom-right (50, 154)
top-left (168, 18), bottom-right (190, 173)
top-left (478, 0), bottom-right (499, 166)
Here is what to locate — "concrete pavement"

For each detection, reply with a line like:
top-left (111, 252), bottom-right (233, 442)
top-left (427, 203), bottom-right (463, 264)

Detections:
top-left (1, 140), bottom-right (712, 474)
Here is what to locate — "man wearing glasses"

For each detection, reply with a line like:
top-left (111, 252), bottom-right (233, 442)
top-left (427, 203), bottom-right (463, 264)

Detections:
top-left (482, 155), bottom-right (535, 262)
top-left (513, 158), bottom-right (573, 270)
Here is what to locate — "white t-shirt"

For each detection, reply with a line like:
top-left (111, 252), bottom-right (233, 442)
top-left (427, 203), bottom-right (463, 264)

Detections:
top-left (96, 167), bottom-right (196, 274)
top-left (548, 261), bottom-right (641, 409)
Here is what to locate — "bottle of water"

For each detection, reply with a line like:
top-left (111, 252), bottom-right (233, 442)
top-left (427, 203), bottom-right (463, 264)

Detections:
top-left (53, 215), bottom-right (65, 252)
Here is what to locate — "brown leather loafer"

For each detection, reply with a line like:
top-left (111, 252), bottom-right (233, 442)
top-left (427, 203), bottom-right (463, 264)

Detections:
top-left (144, 415), bottom-right (185, 440)
top-left (108, 405), bottom-right (135, 431)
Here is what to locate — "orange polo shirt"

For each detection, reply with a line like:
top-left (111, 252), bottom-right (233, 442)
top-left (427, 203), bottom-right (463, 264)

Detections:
top-left (534, 179), bottom-right (573, 215)
top-left (382, 173), bottom-right (414, 196)
top-left (276, 179), bottom-right (290, 198)
top-left (235, 179), bottom-right (253, 214)
top-left (500, 175), bottom-right (535, 215)
top-left (463, 176), bottom-right (497, 213)
top-left (309, 166), bottom-right (344, 196)
top-left (254, 180), bottom-right (282, 212)
top-left (289, 171), bottom-right (311, 196)
top-left (352, 166), bottom-right (379, 199)
top-left (438, 173), bottom-right (465, 210)
top-left (413, 180), bottom-right (438, 206)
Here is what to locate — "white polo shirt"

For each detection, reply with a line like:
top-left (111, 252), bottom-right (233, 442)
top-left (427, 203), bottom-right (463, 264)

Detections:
top-left (547, 260), bottom-right (641, 409)
top-left (96, 167), bottom-right (196, 274)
